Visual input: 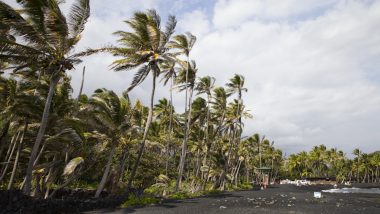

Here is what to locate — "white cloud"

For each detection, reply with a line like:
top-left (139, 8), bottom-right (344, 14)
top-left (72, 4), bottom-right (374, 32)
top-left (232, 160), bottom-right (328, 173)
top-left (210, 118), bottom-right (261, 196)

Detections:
top-left (187, 0), bottom-right (380, 154)
top-left (178, 10), bottom-right (211, 37)
top-left (213, 0), bottom-right (337, 28)
top-left (3, 0), bottom-right (380, 155)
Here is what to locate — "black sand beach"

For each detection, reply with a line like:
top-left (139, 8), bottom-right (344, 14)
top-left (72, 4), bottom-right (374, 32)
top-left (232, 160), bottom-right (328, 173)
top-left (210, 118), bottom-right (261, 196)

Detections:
top-left (89, 184), bottom-right (380, 214)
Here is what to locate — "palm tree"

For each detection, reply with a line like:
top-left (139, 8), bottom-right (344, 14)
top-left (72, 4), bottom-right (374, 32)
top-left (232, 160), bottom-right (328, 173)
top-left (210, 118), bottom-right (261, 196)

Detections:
top-left (353, 148), bottom-right (362, 182)
top-left (169, 33), bottom-right (197, 191)
top-left (86, 89), bottom-right (131, 198)
top-left (196, 76), bottom-right (215, 165)
top-left (0, 0), bottom-right (91, 195)
top-left (226, 75), bottom-right (247, 175)
top-left (160, 62), bottom-right (177, 175)
top-left (105, 10), bottom-right (177, 190)
top-left (175, 60), bottom-right (198, 190)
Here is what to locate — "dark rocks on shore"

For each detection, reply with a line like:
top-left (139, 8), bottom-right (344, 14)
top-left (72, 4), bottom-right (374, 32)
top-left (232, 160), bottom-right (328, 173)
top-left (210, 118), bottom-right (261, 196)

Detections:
top-left (0, 189), bottom-right (144, 214)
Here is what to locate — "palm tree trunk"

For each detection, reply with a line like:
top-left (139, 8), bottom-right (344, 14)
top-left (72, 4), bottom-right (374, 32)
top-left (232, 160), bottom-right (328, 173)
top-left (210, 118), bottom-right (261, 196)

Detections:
top-left (126, 71), bottom-right (157, 191)
top-left (1, 133), bottom-right (17, 174)
top-left (95, 142), bottom-right (116, 198)
top-left (176, 84), bottom-right (194, 191)
top-left (0, 120), bottom-right (10, 160)
top-left (23, 74), bottom-right (60, 195)
top-left (77, 66), bottom-right (86, 100)
top-left (119, 149), bottom-right (129, 182)
top-left (0, 131), bottom-right (20, 183)
top-left (8, 123), bottom-right (28, 189)
top-left (166, 77), bottom-right (174, 176)
top-left (234, 159), bottom-right (242, 186)
top-left (201, 93), bottom-right (212, 191)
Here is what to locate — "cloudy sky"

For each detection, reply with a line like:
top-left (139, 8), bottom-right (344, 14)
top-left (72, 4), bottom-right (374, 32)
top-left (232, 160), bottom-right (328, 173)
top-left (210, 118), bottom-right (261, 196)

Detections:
top-left (5, 0), bottom-right (380, 156)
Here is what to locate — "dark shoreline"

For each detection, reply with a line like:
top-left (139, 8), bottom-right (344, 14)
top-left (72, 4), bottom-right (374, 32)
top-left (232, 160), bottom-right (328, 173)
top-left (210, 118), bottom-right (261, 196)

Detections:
top-left (2, 184), bottom-right (380, 214)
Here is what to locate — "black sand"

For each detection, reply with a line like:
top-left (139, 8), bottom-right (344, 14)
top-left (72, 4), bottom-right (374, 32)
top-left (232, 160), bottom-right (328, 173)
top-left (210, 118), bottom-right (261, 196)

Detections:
top-left (89, 184), bottom-right (380, 214)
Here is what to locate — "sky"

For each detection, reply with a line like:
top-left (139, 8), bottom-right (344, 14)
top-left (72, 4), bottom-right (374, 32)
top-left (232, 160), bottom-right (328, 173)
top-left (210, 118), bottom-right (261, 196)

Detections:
top-left (4, 0), bottom-right (380, 156)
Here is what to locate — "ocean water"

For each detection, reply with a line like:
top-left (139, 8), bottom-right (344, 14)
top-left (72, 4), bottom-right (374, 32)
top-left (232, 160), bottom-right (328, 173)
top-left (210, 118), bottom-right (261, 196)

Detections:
top-left (322, 187), bottom-right (380, 194)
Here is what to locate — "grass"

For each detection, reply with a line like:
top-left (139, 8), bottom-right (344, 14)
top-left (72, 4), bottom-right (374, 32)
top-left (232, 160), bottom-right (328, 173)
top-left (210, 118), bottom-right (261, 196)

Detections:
top-left (120, 195), bottom-right (160, 208)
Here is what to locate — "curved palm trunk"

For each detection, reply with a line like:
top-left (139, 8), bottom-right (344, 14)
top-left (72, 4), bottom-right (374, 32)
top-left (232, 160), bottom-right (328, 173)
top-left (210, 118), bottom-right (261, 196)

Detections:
top-left (8, 123), bottom-right (28, 189)
top-left (23, 74), bottom-right (60, 195)
top-left (95, 142), bottom-right (116, 198)
top-left (126, 71), bottom-right (157, 190)
top-left (176, 84), bottom-right (194, 191)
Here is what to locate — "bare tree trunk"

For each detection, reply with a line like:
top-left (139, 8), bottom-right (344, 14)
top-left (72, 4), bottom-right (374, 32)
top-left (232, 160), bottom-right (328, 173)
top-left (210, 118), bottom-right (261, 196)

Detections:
top-left (77, 66), bottom-right (86, 100)
top-left (126, 71), bottom-right (157, 191)
top-left (23, 74), bottom-right (60, 195)
top-left (0, 131), bottom-right (20, 183)
top-left (8, 123), bottom-right (28, 189)
top-left (95, 143), bottom-right (116, 198)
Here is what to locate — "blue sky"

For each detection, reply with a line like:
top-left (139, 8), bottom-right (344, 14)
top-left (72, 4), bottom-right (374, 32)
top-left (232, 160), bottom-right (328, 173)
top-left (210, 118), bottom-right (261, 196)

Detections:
top-left (4, 0), bottom-right (380, 156)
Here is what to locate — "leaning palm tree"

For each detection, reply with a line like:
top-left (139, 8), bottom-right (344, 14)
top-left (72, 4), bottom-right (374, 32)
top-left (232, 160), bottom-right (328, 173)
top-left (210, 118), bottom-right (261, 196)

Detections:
top-left (0, 0), bottom-right (91, 195)
top-left (86, 89), bottom-right (131, 198)
top-left (105, 10), bottom-right (177, 190)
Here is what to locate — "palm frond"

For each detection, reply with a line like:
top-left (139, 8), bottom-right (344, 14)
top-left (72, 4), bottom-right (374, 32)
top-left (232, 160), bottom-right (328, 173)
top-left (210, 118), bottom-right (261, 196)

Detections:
top-left (68, 0), bottom-right (90, 38)
top-left (127, 65), bottom-right (150, 92)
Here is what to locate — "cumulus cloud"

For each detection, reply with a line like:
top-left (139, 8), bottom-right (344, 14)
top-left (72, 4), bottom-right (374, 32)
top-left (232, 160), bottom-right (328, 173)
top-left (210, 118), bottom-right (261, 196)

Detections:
top-left (3, 0), bottom-right (380, 155)
top-left (186, 0), bottom-right (380, 155)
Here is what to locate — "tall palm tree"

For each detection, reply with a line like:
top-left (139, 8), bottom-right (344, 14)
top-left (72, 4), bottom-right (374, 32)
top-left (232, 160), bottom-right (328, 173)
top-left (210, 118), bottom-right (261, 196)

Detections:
top-left (0, 0), bottom-right (91, 195)
top-left (169, 32), bottom-right (197, 191)
top-left (196, 76), bottom-right (215, 162)
top-left (175, 60), bottom-right (198, 191)
top-left (159, 62), bottom-right (177, 175)
top-left (226, 74), bottom-right (247, 171)
top-left (105, 10), bottom-right (177, 190)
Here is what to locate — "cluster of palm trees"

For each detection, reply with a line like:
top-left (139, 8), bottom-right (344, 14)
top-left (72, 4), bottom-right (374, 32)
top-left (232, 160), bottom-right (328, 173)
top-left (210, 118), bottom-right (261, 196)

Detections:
top-left (0, 1), bottom-right (379, 200)
top-left (0, 0), bottom-right (265, 198)
top-left (286, 145), bottom-right (380, 183)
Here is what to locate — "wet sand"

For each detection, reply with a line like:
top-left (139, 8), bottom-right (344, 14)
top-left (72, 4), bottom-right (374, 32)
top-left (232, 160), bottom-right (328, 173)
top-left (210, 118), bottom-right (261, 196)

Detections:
top-left (91, 184), bottom-right (380, 214)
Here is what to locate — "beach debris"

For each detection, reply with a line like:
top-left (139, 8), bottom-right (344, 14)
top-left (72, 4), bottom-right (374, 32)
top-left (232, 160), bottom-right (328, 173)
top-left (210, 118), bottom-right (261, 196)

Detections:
top-left (314, 192), bottom-right (322, 198)
top-left (291, 197), bottom-right (296, 200)
top-left (280, 179), bottom-right (311, 186)
top-left (287, 204), bottom-right (292, 207)
top-left (265, 200), bottom-right (275, 205)
top-left (219, 206), bottom-right (227, 209)
top-left (280, 194), bottom-right (287, 197)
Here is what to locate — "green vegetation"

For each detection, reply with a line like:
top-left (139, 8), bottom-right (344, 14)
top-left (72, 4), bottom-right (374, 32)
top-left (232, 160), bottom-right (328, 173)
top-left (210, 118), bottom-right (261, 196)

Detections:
top-left (0, 1), bottom-right (378, 204)
top-left (121, 195), bottom-right (160, 208)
